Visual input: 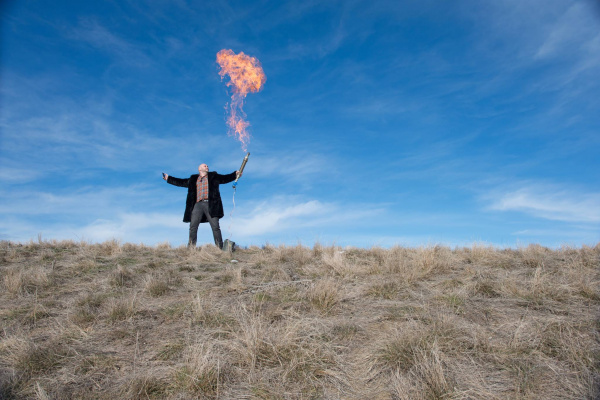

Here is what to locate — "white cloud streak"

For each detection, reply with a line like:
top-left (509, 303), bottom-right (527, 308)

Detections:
top-left (0, 212), bottom-right (184, 244)
top-left (0, 193), bottom-right (389, 246)
top-left (535, 3), bottom-right (599, 61)
top-left (0, 167), bottom-right (41, 183)
top-left (226, 196), bottom-right (386, 240)
top-left (489, 185), bottom-right (600, 223)
top-left (0, 183), bottom-right (187, 244)
top-left (0, 184), bottom-right (174, 216)
top-left (244, 152), bottom-right (334, 184)
top-left (69, 18), bottom-right (152, 66)
top-left (0, 85), bottom-right (230, 179)
top-left (231, 200), bottom-right (323, 236)
top-left (76, 212), bottom-right (183, 243)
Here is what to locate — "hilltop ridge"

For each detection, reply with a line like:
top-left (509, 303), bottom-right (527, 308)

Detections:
top-left (1, 240), bottom-right (598, 399)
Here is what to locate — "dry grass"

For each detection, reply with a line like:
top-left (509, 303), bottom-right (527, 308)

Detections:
top-left (307, 278), bottom-right (340, 313)
top-left (0, 239), bottom-right (598, 399)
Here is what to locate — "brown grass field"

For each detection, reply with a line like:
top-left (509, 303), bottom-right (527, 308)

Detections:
top-left (1, 240), bottom-right (598, 399)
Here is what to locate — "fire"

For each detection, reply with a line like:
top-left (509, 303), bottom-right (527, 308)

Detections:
top-left (216, 49), bottom-right (267, 151)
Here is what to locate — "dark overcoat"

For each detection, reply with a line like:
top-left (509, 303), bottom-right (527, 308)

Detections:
top-left (167, 171), bottom-right (237, 223)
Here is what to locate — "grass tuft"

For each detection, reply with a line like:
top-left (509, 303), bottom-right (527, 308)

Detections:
top-left (110, 265), bottom-right (134, 287)
top-left (120, 374), bottom-right (169, 399)
top-left (144, 274), bottom-right (170, 297)
top-left (107, 295), bottom-right (137, 322)
top-left (5, 338), bottom-right (69, 376)
top-left (173, 343), bottom-right (229, 396)
top-left (307, 278), bottom-right (340, 313)
top-left (366, 282), bottom-right (399, 299)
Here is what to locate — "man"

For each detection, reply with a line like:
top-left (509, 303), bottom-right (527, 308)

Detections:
top-left (163, 164), bottom-right (240, 249)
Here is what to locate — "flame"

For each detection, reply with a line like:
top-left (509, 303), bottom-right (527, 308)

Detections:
top-left (217, 49), bottom-right (266, 151)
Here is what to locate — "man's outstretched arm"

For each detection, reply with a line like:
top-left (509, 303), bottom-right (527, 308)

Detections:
top-left (163, 173), bottom-right (189, 187)
top-left (215, 171), bottom-right (239, 184)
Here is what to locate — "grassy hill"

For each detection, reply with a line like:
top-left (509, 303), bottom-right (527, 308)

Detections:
top-left (1, 240), bottom-right (598, 399)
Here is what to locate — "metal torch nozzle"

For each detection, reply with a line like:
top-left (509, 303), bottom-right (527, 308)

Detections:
top-left (233, 152), bottom-right (250, 188)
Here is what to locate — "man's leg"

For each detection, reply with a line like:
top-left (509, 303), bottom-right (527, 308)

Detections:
top-left (200, 203), bottom-right (223, 249)
top-left (188, 202), bottom-right (202, 247)
top-left (210, 218), bottom-right (223, 249)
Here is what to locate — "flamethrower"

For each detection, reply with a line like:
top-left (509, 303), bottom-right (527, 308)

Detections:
top-left (232, 152), bottom-right (249, 188)
top-left (225, 152), bottom-right (250, 252)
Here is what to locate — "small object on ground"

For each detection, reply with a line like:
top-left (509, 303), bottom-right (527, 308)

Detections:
top-left (223, 239), bottom-right (236, 252)
top-left (231, 259), bottom-right (239, 263)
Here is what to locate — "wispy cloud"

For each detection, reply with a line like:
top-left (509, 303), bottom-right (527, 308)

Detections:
top-left (535, 2), bottom-right (599, 61)
top-left (459, 1), bottom-right (600, 99)
top-left (488, 184), bottom-right (600, 223)
top-left (228, 195), bottom-right (385, 239)
top-left (0, 84), bottom-right (230, 177)
top-left (245, 151), bottom-right (336, 184)
top-left (512, 227), bottom-right (599, 238)
top-left (76, 212), bottom-right (183, 243)
top-left (0, 212), bottom-right (184, 244)
top-left (0, 191), bottom-right (389, 246)
top-left (231, 199), bottom-right (324, 236)
top-left (0, 167), bottom-right (41, 183)
top-left (0, 184), bottom-right (176, 216)
top-left (0, 183), bottom-right (186, 244)
top-left (343, 234), bottom-right (496, 249)
top-left (69, 18), bottom-right (152, 66)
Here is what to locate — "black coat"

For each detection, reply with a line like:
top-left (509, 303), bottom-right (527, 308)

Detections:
top-left (167, 171), bottom-right (237, 223)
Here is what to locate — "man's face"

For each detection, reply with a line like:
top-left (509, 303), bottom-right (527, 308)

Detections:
top-left (198, 164), bottom-right (209, 174)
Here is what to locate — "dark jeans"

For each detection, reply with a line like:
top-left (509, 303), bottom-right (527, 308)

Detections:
top-left (189, 200), bottom-right (223, 249)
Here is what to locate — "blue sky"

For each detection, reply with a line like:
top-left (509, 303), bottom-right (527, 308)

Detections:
top-left (1, 0), bottom-right (599, 248)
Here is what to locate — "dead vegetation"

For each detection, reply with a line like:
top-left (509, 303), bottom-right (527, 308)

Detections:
top-left (0, 240), bottom-right (598, 399)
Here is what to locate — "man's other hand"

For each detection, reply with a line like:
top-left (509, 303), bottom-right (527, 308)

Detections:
top-left (236, 170), bottom-right (242, 179)
top-left (162, 173), bottom-right (169, 181)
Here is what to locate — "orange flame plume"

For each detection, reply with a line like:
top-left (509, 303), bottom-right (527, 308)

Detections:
top-left (216, 49), bottom-right (267, 151)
